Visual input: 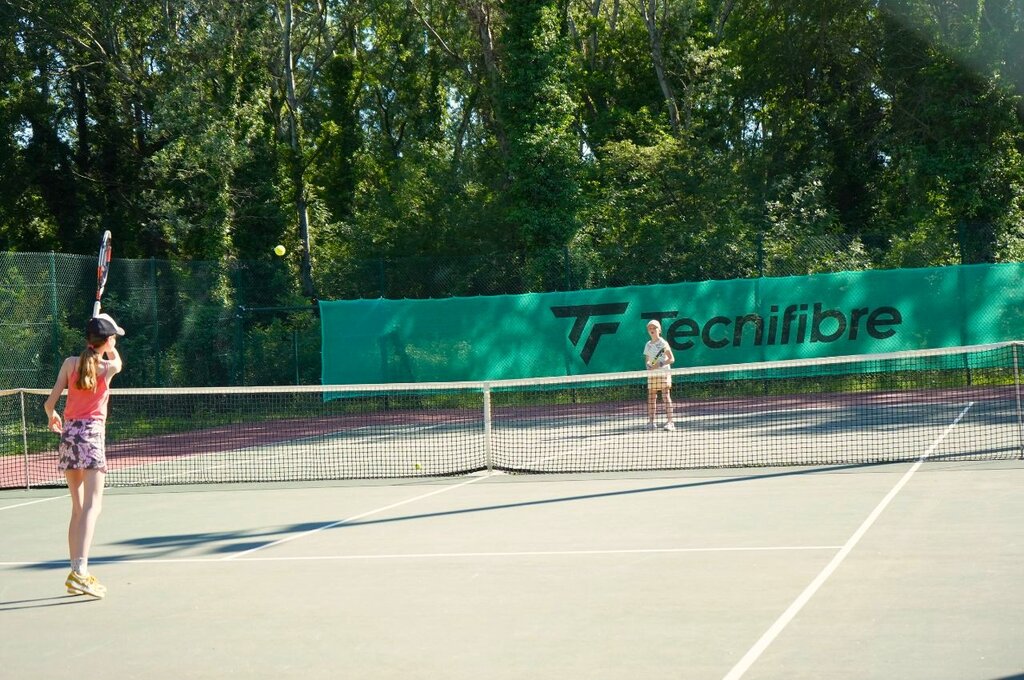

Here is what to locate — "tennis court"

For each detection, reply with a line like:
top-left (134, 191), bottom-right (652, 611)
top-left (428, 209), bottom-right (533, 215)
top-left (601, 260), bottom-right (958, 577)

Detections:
top-left (2, 458), bottom-right (1023, 679)
top-left (2, 344), bottom-right (1023, 678)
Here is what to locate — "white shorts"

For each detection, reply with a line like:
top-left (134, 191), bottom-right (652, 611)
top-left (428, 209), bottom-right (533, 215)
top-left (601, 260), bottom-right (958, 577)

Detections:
top-left (647, 372), bottom-right (671, 390)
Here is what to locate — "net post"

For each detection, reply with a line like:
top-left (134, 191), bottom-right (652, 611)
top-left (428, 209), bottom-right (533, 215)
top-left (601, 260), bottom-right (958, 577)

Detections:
top-left (1014, 343), bottom-right (1024, 459)
top-left (19, 390), bottom-right (30, 489)
top-left (483, 384), bottom-right (493, 472)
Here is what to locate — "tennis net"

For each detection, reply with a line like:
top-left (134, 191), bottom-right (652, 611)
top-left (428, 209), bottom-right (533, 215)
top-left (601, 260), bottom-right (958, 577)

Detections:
top-left (3, 342), bottom-right (1023, 488)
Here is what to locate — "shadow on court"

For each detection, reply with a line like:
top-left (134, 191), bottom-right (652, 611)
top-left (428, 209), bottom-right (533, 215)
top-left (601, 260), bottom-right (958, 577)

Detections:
top-left (12, 521), bottom-right (335, 567)
top-left (0, 594), bottom-right (99, 611)
top-left (8, 459), bottom-right (943, 571)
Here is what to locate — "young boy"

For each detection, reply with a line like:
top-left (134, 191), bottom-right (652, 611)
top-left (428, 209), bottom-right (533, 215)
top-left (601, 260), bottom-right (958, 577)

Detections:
top-left (643, 319), bottom-right (675, 431)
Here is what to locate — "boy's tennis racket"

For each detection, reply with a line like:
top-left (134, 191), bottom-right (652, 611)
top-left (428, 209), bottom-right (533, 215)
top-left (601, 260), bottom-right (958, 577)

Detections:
top-left (92, 230), bottom-right (112, 317)
top-left (649, 346), bottom-right (666, 367)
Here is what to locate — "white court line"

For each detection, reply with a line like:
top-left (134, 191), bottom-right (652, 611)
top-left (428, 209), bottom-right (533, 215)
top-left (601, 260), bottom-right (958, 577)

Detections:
top-left (220, 472), bottom-right (499, 560)
top-left (0, 545), bottom-right (842, 567)
top-left (222, 545), bottom-right (844, 561)
top-left (721, 401), bottom-right (975, 680)
top-left (0, 494), bottom-right (68, 511)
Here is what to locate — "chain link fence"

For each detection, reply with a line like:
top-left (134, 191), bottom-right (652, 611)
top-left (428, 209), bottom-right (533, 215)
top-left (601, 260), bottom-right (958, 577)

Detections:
top-left (0, 252), bottom-right (311, 389)
top-left (317, 233), bottom-right (871, 299)
top-left (0, 232), bottom-right (963, 388)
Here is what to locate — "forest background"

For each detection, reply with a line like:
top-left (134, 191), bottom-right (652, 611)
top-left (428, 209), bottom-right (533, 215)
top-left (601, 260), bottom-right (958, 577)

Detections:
top-left (1, 0), bottom-right (1023, 387)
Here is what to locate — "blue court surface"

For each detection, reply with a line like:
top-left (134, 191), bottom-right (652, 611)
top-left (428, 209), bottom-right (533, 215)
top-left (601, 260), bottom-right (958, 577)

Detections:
top-left (2, 459), bottom-right (1022, 680)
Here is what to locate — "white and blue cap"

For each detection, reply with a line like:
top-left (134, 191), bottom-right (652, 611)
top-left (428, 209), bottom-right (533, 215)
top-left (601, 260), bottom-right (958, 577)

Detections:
top-left (87, 313), bottom-right (125, 337)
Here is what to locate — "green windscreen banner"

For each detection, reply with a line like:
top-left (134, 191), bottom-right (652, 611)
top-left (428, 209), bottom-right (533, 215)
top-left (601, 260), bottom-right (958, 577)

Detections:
top-left (320, 263), bottom-right (1024, 384)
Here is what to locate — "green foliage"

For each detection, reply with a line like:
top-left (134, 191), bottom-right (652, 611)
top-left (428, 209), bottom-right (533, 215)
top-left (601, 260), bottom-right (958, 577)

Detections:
top-left (142, 2), bottom-right (282, 261)
top-left (580, 133), bottom-right (754, 284)
top-left (241, 314), bottom-right (321, 385)
top-left (498, 0), bottom-right (582, 250)
top-left (314, 54), bottom-right (362, 227)
top-left (763, 170), bottom-right (872, 274)
top-left (869, 0), bottom-right (1024, 264)
top-left (0, 0), bottom-right (1021, 333)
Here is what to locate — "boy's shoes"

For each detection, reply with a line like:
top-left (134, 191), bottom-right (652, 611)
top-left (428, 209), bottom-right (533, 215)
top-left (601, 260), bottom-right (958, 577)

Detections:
top-left (647, 421), bottom-right (657, 430)
top-left (66, 570), bottom-right (106, 598)
top-left (664, 422), bottom-right (676, 431)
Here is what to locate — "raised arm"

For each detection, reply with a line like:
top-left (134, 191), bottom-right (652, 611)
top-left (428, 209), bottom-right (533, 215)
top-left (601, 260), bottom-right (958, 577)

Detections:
top-left (101, 336), bottom-right (123, 379)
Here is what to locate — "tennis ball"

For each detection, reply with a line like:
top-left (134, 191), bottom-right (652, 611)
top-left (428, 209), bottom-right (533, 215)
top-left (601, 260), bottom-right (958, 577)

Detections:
top-left (273, 244), bottom-right (286, 256)
top-left (414, 463), bottom-right (422, 470)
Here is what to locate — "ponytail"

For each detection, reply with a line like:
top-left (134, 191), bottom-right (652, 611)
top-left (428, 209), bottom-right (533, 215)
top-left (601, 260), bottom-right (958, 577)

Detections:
top-left (75, 342), bottom-right (104, 392)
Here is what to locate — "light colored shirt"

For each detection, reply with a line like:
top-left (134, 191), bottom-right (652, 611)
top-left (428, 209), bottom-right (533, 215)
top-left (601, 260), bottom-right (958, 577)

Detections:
top-left (643, 338), bottom-right (671, 368)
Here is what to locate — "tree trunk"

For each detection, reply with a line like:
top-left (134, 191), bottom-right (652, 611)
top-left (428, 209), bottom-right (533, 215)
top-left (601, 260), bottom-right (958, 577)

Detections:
top-left (468, 1), bottom-right (508, 159)
top-left (282, 0), bottom-right (317, 300)
top-left (639, 0), bottom-right (681, 134)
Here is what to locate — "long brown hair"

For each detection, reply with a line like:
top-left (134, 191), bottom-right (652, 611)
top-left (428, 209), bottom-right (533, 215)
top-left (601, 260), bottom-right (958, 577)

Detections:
top-left (74, 336), bottom-right (108, 391)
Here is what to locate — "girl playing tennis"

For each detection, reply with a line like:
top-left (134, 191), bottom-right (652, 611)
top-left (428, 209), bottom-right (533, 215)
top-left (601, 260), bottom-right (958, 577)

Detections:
top-left (643, 319), bottom-right (675, 431)
top-left (43, 313), bottom-right (125, 598)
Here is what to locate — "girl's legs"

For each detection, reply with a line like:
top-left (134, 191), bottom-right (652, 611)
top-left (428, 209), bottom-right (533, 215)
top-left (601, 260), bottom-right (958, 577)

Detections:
top-left (647, 389), bottom-right (658, 424)
top-left (663, 389), bottom-right (675, 429)
top-left (66, 469), bottom-right (84, 569)
top-left (66, 468), bottom-right (105, 575)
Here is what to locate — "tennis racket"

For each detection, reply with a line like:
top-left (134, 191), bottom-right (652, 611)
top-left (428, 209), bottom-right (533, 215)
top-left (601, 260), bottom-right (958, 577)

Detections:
top-left (648, 346), bottom-right (666, 367)
top-left (92, 231), bottom-right (112, 318)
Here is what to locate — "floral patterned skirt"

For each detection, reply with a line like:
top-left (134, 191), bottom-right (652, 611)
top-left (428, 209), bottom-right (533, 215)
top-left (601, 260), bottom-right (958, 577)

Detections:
top-left (58, 419), bottom-right (107, 472)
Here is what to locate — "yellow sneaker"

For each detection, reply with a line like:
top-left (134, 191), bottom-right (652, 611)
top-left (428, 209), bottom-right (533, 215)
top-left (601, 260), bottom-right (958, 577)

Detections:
top-left (65, 570), bottom-right (106, 598)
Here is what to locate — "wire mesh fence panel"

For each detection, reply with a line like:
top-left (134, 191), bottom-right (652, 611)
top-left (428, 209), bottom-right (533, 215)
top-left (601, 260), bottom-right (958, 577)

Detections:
top-left (0, 233), bottom-right (1005, 390)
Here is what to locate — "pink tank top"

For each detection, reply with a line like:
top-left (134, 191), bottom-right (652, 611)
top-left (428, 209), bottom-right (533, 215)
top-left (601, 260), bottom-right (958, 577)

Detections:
top-left (65, 368), bottom-right (111, 421)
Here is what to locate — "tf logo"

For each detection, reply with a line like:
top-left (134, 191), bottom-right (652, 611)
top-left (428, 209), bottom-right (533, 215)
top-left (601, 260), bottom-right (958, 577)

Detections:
top-left (550, 303), bottom-right (629, 364)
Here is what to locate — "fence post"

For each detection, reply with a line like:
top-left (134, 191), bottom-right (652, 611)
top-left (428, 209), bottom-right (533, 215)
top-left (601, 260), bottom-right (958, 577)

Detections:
top-left (48, 251), bottom-right (60, 373)
top-left (234, 306), bottom-right (246, 385)
top-left (957, 220), bottom-right (965, 264)
top-left (293, 329), bottom-right (300, 385)
top-left (756, 231), bottom-right (765, 277)
top-left (150, 257), bottom-right (161, 386)
top-left (563, 245), bottom-right (571, 290)
top-left (378, 257), bottom-right (386, 298)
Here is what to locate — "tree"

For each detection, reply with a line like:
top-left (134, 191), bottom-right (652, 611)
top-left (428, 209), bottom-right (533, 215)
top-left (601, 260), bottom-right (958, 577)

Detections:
top-left (874, 0), bottom-right (1024, 265)
top-left (271, 0), bottom-right (324, 299)
top-left (498, 0), bottom-right (582, 253)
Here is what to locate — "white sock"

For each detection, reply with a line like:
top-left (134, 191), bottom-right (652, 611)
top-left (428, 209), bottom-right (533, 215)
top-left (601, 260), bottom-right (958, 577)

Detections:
top-left (71, 557), bottom-right (89, 576)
